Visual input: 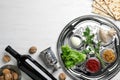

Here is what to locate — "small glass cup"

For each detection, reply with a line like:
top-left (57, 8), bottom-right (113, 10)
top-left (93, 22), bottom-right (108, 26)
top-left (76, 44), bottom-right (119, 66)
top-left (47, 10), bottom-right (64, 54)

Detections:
top-left (101, 48), bottom-right (117, 64)
top-left (85, 57), bottom-right (101, 73)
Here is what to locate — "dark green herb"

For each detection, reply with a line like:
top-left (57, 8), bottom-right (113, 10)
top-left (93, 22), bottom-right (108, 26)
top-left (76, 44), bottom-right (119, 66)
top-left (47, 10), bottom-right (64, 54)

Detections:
top-left (81, 49), bottom-right (91, 54)
top-left (94, 41), bottom-right (101, 53)
top-left (83, 27), bottom-right (94, 45)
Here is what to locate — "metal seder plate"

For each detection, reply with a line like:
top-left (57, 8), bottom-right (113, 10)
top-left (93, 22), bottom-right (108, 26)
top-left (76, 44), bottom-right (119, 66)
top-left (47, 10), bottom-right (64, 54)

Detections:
top-left (57, 15), bottom-right (120, 80)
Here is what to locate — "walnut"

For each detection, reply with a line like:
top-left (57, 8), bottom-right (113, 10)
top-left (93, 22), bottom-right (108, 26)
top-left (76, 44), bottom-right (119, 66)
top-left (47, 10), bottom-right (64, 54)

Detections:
top-left (59, 73), bottom-right (66, 80)
top-left (12, 72), bottom-right (18, 80)
top-left (3, 55), bottom-right (11, 62)
top-left (29, 46), bottom-right (37, 54)
top-left (2, 69), bottom-right (10, 74)
top-left (4, 73), bottom-right (12, 80)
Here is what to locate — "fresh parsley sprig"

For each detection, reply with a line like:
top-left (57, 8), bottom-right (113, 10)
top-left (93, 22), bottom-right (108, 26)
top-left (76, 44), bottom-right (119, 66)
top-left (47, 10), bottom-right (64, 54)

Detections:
top-left (83, 27), bottom-right (94, 45)
top-left (83, 27), bottom-right (105, 68)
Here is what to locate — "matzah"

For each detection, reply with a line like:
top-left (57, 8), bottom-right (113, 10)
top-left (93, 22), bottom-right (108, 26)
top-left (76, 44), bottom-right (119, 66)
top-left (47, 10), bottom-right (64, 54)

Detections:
top-left (92, 0), bottom-right (112, 18)
top-left (92, 6), bottom-right (111, 18)
top-left (94, 0), bottom-right (115, 18)
top-left (104, 0), bottom-right (120, 20)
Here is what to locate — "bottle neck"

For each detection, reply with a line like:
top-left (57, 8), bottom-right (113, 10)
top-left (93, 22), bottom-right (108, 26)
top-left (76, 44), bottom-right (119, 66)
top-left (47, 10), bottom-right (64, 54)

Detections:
top-left (5, 46), bottom-right (21, 60)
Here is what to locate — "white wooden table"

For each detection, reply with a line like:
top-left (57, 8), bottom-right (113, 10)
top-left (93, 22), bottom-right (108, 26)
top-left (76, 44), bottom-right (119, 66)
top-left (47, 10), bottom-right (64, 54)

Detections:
top-left (0, 0), bottom-right (120, 80)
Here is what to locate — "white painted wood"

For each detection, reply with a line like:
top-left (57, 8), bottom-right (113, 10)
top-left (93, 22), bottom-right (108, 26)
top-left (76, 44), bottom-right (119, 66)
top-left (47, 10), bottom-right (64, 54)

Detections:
top-left (0, 0), bottom-right (120, 80)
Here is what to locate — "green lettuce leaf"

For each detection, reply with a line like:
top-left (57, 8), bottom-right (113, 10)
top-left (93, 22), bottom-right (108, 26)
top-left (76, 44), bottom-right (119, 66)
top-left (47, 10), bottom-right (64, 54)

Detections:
top-left (61, 45), bottom-right (86, 68)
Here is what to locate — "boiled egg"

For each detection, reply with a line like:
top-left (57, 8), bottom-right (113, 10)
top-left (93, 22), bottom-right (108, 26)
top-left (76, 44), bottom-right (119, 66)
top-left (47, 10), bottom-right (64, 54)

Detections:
top-left (70, 36), bottom-right (81, 48)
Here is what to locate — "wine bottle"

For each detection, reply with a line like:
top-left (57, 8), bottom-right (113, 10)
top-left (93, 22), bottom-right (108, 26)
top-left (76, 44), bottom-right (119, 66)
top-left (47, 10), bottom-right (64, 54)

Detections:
top-left (5, 45), bottom-right (57, 80)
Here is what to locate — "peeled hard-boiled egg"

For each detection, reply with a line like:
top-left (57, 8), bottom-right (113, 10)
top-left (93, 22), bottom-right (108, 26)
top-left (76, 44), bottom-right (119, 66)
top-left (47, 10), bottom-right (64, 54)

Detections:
top-left (70, 36), bottom-right (81, 48)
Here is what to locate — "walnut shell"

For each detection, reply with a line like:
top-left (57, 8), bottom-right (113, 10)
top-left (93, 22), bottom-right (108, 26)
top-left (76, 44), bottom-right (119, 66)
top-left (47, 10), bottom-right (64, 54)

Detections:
top-left (3, 55), bottom-right (11, 62)
top-left (59, 73), bottom-right (66, 80)
top-left (12, 72), bottom-right (18, 80)
top-left (29, 46), bottom-right (37, 54)
top-left (2, 69), bottom-right (10, 74)
top-left (4, 73), bottom-right (12, 80)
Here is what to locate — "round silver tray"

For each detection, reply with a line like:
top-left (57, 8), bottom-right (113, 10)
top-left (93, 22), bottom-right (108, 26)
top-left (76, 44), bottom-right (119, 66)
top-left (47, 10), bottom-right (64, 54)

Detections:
top-left (57, 15), bottom-right (120, 80)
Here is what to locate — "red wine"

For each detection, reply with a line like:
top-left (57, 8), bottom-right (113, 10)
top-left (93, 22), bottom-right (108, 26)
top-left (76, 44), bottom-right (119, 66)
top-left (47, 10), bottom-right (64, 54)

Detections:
top-left (5, 46), bottom-right (57, 80)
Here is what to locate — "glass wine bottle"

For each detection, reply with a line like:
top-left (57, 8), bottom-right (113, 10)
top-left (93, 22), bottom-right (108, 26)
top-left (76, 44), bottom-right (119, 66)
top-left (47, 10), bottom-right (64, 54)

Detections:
top-left (5, 45), bottom-right (57, 80)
